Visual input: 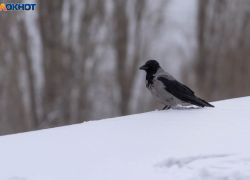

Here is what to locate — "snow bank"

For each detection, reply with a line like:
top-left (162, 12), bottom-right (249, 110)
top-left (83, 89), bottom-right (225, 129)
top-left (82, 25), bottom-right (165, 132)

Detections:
top-left (0, 97), bottom-right (250, 180)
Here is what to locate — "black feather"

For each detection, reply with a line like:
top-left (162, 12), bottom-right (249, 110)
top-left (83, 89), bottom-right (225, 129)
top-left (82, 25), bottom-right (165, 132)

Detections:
top-left (157, 77), bottom-right (214, 107)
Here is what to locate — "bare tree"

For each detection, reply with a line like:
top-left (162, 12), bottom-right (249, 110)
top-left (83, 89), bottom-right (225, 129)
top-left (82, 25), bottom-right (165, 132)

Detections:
top-left (112, 0), bottom-right (168, 115)
top-left (19, 20), bottom-right (39, 129)
top-left (0, 0), bottom-right (169, 135)
top-left (38, 0), bottom-right (65, 127)
top-left (37, 0), bottom-right (106, 127)
top-left (194, 0), bottom-right (250, 101)
top-left (113, 0), bottom-right (139, 115)
top-left (0, 1), bottom-right (32, 135)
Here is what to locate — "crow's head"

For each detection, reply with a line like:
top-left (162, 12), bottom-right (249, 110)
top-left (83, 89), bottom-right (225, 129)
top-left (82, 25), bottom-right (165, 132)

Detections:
top-left (139, 60), bottom-right (160, 74)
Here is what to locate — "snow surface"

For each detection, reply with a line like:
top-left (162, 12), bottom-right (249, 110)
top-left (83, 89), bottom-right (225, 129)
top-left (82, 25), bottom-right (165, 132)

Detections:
top-left (0, 97), bottom-right (250, 180)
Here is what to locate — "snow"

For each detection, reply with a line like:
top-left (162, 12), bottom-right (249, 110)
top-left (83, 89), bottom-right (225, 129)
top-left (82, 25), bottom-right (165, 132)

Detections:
top-left (0, 96), bottom-right (250, 180)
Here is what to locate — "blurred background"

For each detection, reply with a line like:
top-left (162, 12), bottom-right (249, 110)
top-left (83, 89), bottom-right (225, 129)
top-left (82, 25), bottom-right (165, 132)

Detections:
top-left (0, 0), bottom-right (250, 135)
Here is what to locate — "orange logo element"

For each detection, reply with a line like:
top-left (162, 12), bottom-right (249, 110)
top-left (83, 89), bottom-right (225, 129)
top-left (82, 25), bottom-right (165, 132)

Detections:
top-left (0, 3), bottom-right (7, 11)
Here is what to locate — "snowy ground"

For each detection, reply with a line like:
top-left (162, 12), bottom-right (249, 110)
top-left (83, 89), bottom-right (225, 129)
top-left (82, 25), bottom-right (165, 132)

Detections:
top-left (0, 97), bottom-right (250, 180)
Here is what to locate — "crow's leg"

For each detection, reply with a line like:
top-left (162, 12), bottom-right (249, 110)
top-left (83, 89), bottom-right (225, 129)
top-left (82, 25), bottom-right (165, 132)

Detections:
top-left (162, 105), bottom-right (171, 110)
top-left (162, 105), bottom-right (168, 110)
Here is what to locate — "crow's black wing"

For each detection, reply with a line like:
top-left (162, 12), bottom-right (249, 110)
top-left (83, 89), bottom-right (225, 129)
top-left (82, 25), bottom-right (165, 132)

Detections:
top-left (157, 76), bottom-right (214, 107)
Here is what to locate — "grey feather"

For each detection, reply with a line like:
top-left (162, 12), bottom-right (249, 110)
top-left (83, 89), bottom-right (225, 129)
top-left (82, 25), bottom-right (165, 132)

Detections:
top-left (140, 60), bottom-right (214, 108)
top-left (146, 68), bottom-right (184, 107)
top-left (147, 67), bottom-right (213, 108)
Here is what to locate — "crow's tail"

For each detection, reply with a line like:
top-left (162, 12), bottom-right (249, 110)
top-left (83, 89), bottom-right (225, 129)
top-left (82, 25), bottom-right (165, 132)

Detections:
top-left (183, 95), bottom-right (214, 108)
top-left (197, 97), bottom-right (214, 107)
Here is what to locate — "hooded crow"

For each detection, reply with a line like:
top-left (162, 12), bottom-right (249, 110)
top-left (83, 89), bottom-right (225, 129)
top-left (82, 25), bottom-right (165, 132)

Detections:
top-left (139, 60), bottom-right (214, 110)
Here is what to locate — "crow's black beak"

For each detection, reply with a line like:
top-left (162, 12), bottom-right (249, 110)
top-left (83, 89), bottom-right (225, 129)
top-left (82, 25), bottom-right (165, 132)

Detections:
top-left (139, 65), bottom-right (148, 70)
